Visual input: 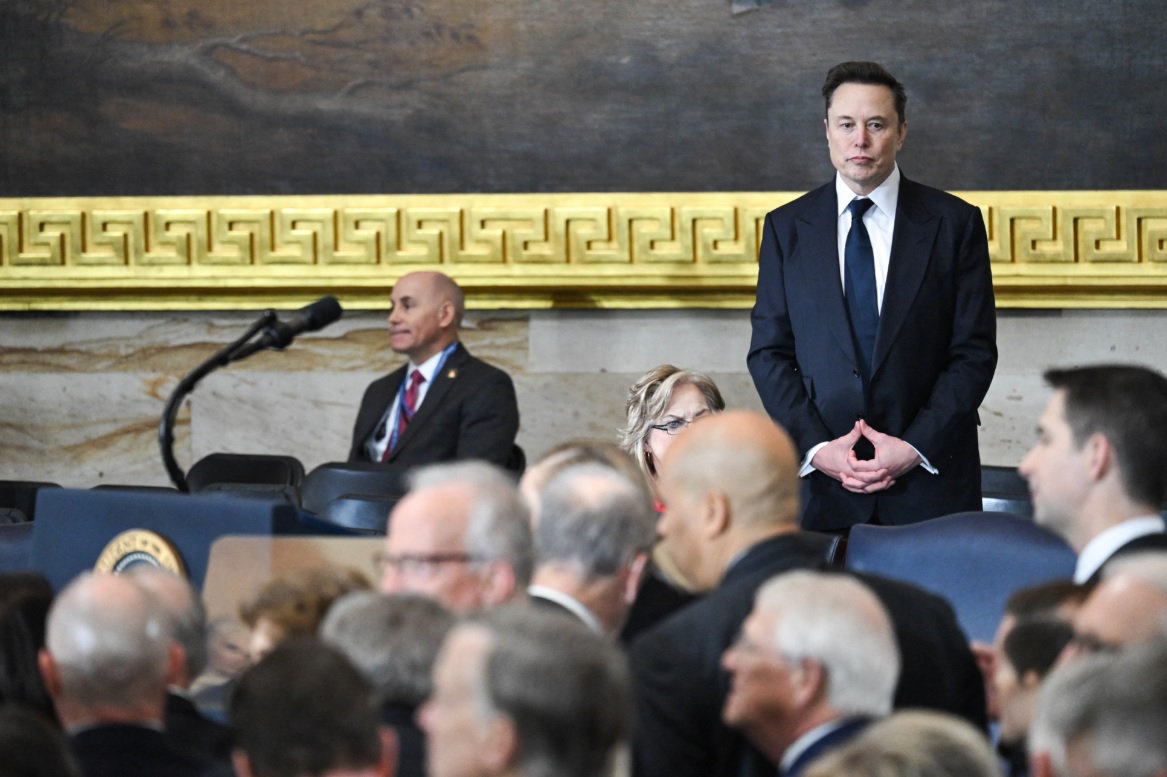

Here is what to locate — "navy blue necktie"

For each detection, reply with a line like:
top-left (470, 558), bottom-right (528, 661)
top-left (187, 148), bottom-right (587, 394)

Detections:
top-left (844, 197), bottom-right (878, 384)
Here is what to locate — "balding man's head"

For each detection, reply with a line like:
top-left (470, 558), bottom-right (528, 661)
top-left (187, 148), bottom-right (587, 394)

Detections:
top-left (39, 573), bottom-right (177, 729)
top-left (387, 271), bottom-right (465, 363)
top-left (655, 411), bottom-right (801, 590)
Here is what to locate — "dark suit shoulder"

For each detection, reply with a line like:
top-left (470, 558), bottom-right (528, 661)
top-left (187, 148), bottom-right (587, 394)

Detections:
top-left (846, 570), bottom-right (988, 729)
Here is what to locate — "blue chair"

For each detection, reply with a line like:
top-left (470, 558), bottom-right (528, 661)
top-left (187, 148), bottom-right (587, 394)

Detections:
top-left (0, 522), bottom-right (35, 572)
top-left (844, 511), bottom-right (1076, 644)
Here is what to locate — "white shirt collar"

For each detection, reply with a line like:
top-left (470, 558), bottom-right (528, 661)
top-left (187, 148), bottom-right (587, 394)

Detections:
top-left (527, 585), bottom-right (605, 635)
top-left (1074, 516), bottom-right (1167, 583)
top-left (835, 164), bottom-right (900, 219)
top-left (409, 346), bottom-right (450, 384)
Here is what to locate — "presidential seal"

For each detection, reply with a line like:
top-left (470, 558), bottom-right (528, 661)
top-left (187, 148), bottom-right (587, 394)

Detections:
top-left (94, 529), bottom-right (187, 578)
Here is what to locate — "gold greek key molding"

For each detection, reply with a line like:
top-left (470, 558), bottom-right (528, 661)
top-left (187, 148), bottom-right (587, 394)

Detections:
top-left (1, 192), bottom-right (1165, 310)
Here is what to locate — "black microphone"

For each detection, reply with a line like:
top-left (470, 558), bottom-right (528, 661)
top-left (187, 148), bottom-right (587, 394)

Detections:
top-left (260, 296), bottom-right (343, 349)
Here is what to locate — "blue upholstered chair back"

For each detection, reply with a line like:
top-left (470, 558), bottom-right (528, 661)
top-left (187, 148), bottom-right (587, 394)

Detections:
top-left (844, 511), bottom-right (1076, 643)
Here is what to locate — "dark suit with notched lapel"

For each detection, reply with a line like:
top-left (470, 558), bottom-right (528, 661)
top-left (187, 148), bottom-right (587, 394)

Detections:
top-left (348, 343), bottom-right (519, 469)
top-left (748, 176), bottom-right (997, 530)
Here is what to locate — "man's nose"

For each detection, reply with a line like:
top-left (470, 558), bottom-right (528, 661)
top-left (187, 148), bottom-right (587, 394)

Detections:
top-left (854, 127), bottom-right (870, 147)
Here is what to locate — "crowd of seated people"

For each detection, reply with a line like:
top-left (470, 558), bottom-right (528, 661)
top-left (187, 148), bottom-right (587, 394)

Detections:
top-left (1, 361), bottom-right (1166, 777)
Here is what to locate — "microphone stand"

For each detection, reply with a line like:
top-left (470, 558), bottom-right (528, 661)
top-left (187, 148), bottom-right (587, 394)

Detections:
top-left (159, 310), bottom-right (280, 492)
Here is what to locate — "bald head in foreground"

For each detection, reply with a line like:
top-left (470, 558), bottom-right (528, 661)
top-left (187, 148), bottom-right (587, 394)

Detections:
top-left (629, 410), bottom-right (986, 777)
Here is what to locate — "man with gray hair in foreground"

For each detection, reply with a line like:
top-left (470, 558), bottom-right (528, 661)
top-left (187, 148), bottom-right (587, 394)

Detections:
top-left (38, 572), bottom-right (215, 777)
top-left (528, 461), bottom-right (659, 636)
top-left (378, 460), bottom-right (533, 613)
top-left (1029, 639), bottom-right (1167, 777)
top-left (321, 591), bottom-right (455, 777)
top-left (721, 570), bottom-right (900, 777)
top-left (420, 605), bottom-right (630, 777)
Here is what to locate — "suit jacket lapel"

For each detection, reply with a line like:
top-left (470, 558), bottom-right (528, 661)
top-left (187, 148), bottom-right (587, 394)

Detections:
top-left (873, 177), bottom-right (937, 378)
top-left (793, 185), bottom-right (858, 365)
top-left (386, 343), bottom-right (468, 462)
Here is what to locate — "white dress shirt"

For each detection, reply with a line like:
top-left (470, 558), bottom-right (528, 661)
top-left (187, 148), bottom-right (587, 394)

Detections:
top-left (1074, 515), bottom-right (1167, 583)
top-left (365, 349), bottom-right (444, 461)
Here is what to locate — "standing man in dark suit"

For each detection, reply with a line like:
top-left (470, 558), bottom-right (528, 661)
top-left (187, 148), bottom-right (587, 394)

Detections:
top-left (1019, 364), bottom-right (1167, 584)
top-left (748, 61), bottom-right (998, 531)
top-left (629, 410), bottom-right (985, 777)
top-left (349, 270), bottom-right (520, 470)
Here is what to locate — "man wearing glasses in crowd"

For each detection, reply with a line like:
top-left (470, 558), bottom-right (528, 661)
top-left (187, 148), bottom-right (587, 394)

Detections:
top-left (376, 461), bottom-right (533, 613)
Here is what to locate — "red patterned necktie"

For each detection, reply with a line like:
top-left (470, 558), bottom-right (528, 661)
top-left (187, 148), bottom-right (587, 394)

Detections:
top-left (383, 370), bottom-right (425, 461)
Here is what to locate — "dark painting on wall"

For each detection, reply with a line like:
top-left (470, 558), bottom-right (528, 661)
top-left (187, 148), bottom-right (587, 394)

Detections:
top-left (1, 0), bottom-right (1164, 196)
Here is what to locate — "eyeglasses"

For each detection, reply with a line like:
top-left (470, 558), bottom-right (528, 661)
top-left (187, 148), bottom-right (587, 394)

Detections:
top-left (649, 411), bottom-right (711, 436)
top-left (373, 551), bottom-right (484, 577)
top-left (1066, 631), bottom-right (1120, 656)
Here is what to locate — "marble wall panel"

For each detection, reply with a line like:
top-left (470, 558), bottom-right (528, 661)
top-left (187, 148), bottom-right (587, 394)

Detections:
top-left (3, 308), bottom-right (1167, 489)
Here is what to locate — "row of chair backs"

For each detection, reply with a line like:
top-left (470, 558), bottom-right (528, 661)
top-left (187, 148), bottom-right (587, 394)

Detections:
top-left (844, 511), bottom-right (1076, 644)
top-left (300, 462), bottom-right (407, 534)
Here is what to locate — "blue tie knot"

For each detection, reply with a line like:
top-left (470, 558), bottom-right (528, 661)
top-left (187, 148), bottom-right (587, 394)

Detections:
top-left (849, 197), bottom-right (875, 220)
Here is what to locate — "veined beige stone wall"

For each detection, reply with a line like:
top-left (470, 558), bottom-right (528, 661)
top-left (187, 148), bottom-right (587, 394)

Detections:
top-left (2, 308), bottom-right (1166, 489)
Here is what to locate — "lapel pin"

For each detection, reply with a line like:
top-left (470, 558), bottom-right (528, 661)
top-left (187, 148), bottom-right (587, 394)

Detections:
top-left (447, 369), bottom-right (457, 379)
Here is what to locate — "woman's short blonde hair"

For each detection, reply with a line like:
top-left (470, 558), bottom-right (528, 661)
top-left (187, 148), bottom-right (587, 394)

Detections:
top-left (619, 364), bottom-right (725, 481)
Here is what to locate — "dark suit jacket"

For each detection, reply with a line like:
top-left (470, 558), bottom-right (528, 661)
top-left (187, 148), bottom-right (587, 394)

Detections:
top-left (748, 176), bottom-right (998, 530)
top-left (164, 692), bottom-right (232, 764)
top-left (783, 717), bottom-right (870, 777)
top-left (1086, 528), bottom-right (1167, 585)
top-left (382, 702), bottom-right (425, 777)
top-left (70, 723), bottom-right (214, 777)
top-left (348, 343), bottom-right (520, 469)
top-left (629, 533), bottom-right (985, 777)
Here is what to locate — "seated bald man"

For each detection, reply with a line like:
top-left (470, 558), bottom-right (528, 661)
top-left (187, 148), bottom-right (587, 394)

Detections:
top-left (629, 410), bottom-right (985, 777)
top-left (349, 271), bottom-right (520, 470)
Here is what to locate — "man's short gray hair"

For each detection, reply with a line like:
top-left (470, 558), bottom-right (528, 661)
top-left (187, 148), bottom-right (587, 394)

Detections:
top-left (534, 462), bottom-right (657, 580)
top-left (409, 461), bottom-right (534, 587)
top-left (463, 606), bottom-right (630, 777)
top-left (756, 571), bottom-right (900, 717)
top-left (128, 567), bottom-right (209, 680)
top-left (45, 572), bottom-right (173, 711)
top-left (1031, 639), bottom-right (1167, 777)
top-left (320, 590), bottom-right (454, 707)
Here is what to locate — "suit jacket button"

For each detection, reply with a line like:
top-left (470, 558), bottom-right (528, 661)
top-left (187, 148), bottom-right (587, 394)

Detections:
top-left (852, 369), bottom-right (860, 378)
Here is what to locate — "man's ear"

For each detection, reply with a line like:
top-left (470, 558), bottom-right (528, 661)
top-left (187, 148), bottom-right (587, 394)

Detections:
top-left (622, 552), bottom-right (650, 606)
top-left (38, 649), bottom-right (61, 698)
top-left (231, 748), bottom-right (256, 777)
top-left (437, 298), bottom-right (457, 330)
top-left (481, 561), bottom-right (518, 608)
top-left (480, 714), bottom-right (518, 774)
top-left (1030, 751), bottom-right (1055, 777)
top-left (1084, 432), bottom-right (1112, 482)
top-left (377, 726), bottom-right (399, 777)
top-left (167, 643), bottom-right (188, 689)
top-left (699, 491), bottom-right (731, 540)
top-left (791, 659), bottom-right (827, 710)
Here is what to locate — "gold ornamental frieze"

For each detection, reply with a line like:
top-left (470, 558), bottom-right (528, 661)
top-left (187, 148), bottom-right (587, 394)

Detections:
top-left (1, 192), bottom-right (1165, 310)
